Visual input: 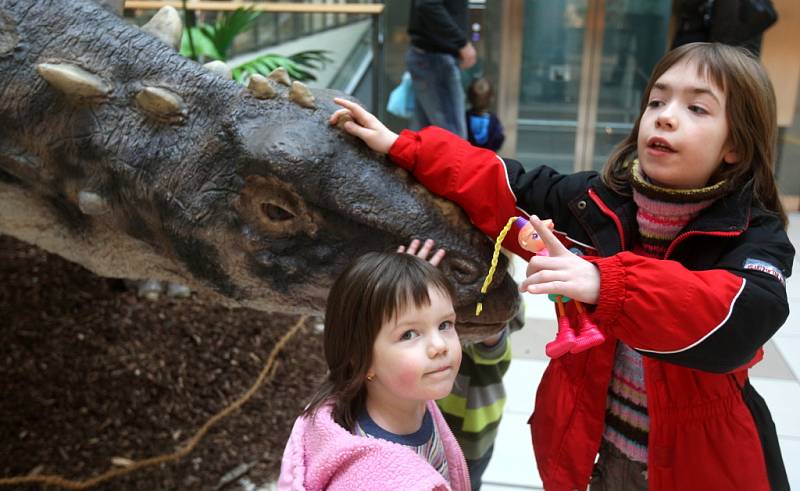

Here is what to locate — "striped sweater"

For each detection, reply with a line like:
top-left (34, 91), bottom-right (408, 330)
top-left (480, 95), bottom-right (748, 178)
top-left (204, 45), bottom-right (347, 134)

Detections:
top-left (437, 327), bottom-right (512, 461)
top-left (602, 161), bottom-right (728, 464)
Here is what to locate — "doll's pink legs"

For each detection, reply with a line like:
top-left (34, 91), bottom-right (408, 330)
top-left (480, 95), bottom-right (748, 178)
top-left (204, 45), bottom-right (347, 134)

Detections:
top-left (545, 296), bottom-right (576, 358)
top-left (571, 301), bottom-right (605, 353)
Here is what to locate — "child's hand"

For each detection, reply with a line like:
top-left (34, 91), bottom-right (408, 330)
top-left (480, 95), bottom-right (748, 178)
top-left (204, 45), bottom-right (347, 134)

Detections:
top-left (518, 216), bottom-right (600, 305)
top-left (330, 97), bottom-right (399, 155)
top-left (398, 238), bottom-right (446, 267)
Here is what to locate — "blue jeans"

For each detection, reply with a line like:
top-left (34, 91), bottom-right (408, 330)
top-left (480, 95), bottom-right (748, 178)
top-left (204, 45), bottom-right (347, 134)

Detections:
top-left (406, 48), bottom-right (466, 138)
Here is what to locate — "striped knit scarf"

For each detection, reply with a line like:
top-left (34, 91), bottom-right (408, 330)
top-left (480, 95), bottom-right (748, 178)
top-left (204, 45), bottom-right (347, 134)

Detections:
top-left (602, 160), bottom-right (728, 464)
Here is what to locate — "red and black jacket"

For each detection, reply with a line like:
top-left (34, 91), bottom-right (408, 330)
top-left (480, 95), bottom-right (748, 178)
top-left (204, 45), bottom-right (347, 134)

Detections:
top-left (389, 127), bottom-right (794, 491)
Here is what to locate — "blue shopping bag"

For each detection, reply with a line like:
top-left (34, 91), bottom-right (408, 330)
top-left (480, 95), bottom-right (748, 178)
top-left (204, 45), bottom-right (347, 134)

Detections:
top-left (386, 72), bottom-right (415, 119)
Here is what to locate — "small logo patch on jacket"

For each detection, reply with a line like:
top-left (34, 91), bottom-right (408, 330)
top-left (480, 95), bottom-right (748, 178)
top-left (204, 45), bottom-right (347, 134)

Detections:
top-left (743, 258), bottom-right (785, 286)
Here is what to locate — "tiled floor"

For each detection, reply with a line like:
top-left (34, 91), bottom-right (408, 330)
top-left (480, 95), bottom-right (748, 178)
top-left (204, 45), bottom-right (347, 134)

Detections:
top-left (482, 212), bottom-right (800, 490)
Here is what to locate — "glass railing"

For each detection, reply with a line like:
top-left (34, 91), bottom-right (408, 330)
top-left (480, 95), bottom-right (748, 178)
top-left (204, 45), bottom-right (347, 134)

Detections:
top-left (328, 25), bottom-right (372, 94)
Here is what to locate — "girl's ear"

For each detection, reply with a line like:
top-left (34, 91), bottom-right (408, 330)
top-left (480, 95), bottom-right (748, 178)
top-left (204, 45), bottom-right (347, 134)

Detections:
top-left (723, 147), bottom-right (739, 165)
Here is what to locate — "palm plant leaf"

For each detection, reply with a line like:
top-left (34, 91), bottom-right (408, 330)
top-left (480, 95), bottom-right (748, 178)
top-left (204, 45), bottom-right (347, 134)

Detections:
top-left (179, 7), bottom-right (260, 61)
top-left (210, 7), bottom-right (261, 58)
top-left (170, 5), bottom-right (331, 86)
top-left (180, 26), bottom-right (223, 60)
top-left (288, 50), bottom-right (334, 69)
top-left (232, 49), bottom-right (332, 83)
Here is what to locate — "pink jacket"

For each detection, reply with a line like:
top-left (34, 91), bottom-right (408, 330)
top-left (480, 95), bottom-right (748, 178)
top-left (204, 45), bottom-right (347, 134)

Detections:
top-left (278, 400), bottom-right (470, 490)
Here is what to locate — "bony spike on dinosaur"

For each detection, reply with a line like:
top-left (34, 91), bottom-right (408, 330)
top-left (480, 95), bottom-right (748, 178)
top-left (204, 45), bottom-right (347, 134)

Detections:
top-left (0, 0), bottom-right (519, 340)
top-left (476, 216), bottom-right (605, 357)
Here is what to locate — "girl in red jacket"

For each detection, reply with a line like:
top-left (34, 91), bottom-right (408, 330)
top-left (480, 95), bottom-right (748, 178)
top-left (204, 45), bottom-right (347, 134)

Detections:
top-left (330, 42), bottom-right (793, 490)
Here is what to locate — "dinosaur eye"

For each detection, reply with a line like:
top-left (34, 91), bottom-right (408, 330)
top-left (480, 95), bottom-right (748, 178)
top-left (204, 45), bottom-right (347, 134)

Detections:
top-left (236, 174), bottom-right (318, 238)
top-left (262, 202), bottom-right (295, 222)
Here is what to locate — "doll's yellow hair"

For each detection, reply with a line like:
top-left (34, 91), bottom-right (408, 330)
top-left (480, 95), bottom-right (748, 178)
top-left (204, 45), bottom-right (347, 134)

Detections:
top-left (475, 216), bottom-right (517, 316)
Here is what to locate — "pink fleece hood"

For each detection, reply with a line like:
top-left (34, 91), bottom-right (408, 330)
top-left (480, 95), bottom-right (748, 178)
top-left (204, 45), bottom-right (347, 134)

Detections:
top-left (278, 400), bottom-right (469, 490)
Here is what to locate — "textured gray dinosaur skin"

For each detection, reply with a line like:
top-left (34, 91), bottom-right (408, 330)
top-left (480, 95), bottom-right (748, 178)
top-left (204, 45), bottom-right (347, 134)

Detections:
top-left (0, 0), bottom-right (519, 339)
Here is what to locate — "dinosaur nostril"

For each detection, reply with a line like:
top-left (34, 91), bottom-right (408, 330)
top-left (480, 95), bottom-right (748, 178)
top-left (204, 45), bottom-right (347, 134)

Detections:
top-left (445, 257), bottom-right (480, 285)
top-left (261, 202), bottom-right (295, 222)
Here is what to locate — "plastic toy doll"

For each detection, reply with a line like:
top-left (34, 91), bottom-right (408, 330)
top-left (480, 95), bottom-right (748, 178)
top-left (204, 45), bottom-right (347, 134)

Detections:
top-left (474, 216), bottom-right (604, 358)
top-left (516, 217), bottom-right (604, 357)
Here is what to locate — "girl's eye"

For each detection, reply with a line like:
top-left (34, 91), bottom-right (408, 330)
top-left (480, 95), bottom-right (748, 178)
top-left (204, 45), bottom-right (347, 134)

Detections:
top-left (688, 105), bottom-right (707, 115)
top-left (439, 321), bottom-right (454, 331)
top-left (647, 99), bottom-right (663, 108)
top-left (400, 330), bottom-right (419, 341)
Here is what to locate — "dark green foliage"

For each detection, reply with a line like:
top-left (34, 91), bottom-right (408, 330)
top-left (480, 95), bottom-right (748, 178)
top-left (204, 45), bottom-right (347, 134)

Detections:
top-left (232, 50), bottom-right (334, 83)
top-left (177, 6), bottom-right (332, 83)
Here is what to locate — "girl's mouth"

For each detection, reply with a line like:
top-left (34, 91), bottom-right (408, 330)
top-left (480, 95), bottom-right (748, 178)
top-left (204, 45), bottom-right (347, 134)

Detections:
top-left (647, 137), bottom-right (676, 153)
top-left (426, 365), bottom-right (452, 375)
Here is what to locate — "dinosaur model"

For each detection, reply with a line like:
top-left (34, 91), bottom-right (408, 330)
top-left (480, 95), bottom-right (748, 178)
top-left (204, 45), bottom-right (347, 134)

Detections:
top-left (0, 0), bottom-right (519, 339)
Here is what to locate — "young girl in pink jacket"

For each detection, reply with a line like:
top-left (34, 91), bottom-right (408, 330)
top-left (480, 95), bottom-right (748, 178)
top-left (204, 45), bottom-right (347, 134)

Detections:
top-left (278, 251), bottom-right (470, 490)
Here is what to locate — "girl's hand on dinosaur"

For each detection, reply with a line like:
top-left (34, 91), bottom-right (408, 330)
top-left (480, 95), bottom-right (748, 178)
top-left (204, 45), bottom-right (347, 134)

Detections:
top-left (330, 98), bottom-right (399, 155)
top-left (398, 238), bottom-right (446, 267)
top-left (518, 216), bottom-right (600, 304)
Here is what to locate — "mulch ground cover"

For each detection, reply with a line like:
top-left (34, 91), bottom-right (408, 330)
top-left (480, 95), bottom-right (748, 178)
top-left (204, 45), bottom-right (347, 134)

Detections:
top-left (0, 234), bottom-right (328, 490)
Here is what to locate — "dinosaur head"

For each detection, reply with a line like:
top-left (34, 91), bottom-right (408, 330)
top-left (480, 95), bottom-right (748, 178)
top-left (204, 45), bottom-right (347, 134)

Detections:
top-left (218, 89), bottom-right (520, 339)
top-left (0, 0), bottom-right (519, 340)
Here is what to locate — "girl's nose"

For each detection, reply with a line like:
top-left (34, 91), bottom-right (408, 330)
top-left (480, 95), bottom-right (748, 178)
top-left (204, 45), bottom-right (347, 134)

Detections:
top-left (427, 332), bottom-right (448, 358)
top-left (655, 108), bottom-right (677, 130)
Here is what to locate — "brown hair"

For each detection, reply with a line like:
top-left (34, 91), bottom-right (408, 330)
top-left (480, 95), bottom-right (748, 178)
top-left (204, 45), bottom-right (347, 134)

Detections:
top-left (602, 42), bottom-right (786, 228)
top-left (468, 77), bottom-right (494, 113)
top-left (303, 252), bottom-right (455, 430)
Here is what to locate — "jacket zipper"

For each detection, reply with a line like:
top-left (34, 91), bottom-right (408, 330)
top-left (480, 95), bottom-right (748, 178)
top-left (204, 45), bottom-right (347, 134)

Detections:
top-left (588, 188), bottom-right (747, 259)
top-left (587, 188), bottom-right (626, 251)
top-left (664, 229), bottom-right (744, 259)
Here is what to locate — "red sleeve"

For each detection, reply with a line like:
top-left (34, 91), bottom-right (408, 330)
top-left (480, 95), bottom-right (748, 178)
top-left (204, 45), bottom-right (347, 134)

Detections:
top-left (587, 252), bottom-right (745, 353)
top-left (389, 127), bottom-right (532, 259)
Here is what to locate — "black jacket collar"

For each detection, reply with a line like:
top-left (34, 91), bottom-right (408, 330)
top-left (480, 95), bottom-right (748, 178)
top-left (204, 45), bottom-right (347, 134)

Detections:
top-left (586, 178), bottom-right (754, 255)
